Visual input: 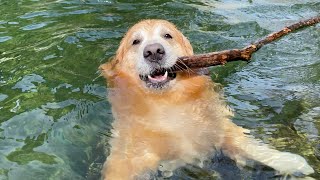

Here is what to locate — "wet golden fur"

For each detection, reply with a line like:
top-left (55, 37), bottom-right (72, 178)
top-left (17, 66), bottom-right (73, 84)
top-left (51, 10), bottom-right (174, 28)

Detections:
top-left (100, 19), bottom-right (313, 180)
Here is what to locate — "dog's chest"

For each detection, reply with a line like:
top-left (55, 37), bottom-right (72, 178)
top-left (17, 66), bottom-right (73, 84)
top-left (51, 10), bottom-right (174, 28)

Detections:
top-left (148, 102), bottom-right (216, 147)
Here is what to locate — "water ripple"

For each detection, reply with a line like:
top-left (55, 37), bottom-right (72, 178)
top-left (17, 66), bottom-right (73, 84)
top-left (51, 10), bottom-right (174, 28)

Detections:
top-left (21, 22), bottom-right (54, 31)
top-left (0, 108), bottom-right (53, 139)
top-left (19, 11), bottom-right (51, 19)
top-left (12, 74), bottom-right (45, 92)
top-left (0, 36), bottom-right (12, 42)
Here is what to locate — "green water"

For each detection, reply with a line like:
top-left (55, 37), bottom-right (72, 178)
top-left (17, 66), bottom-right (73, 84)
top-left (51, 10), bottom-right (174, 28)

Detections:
top-left (0, 0), bottom-right (319, 179)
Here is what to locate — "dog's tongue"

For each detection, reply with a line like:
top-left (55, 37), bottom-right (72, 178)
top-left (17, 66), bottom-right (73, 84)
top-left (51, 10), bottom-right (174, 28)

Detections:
top-left (148, 71), bottom-right (168, 83)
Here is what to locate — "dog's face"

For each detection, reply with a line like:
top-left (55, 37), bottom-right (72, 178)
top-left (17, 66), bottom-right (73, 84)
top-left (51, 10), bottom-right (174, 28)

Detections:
top-left (103, 19), bottom-right (194, 90)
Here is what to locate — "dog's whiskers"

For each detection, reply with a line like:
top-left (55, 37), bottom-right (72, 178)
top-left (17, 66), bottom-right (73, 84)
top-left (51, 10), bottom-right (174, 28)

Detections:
top-left (173, 64), bottom-right (185, 73)
top-left (177, 58), bottom-right (194, 77)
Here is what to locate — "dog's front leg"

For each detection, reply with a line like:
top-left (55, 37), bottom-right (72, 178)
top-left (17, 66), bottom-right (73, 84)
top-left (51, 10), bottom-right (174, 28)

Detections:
top-left (102, 150), bottom-right (160, 180)
top-left (220, 121), bottom-right (314, 176)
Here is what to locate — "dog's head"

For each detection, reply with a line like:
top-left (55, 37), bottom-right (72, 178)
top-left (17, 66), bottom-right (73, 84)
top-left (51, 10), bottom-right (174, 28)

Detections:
top-left (100, 19), bottom-right (210, 96)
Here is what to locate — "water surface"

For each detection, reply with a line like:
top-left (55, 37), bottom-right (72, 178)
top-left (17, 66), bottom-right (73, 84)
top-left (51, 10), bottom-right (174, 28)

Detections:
top-left (0, 0), bottom-right (319, 179)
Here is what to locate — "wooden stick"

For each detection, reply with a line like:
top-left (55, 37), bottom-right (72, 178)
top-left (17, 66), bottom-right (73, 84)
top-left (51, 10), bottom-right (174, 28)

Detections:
top-left (173, 16), bottom-right (320, 71)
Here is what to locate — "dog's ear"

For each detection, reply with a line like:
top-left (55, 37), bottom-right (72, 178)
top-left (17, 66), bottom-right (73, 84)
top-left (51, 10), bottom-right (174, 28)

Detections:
top-left (99, 57), bottom-right (119, 80)
top-left (99, 34), bottom-right (128, 82)
top-left (114, 37), bottom-right (127, 64)
top-left (181, 35), bottom-right (193, 56)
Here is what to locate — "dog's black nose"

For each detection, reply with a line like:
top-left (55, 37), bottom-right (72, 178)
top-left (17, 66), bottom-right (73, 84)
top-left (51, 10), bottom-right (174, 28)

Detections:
top-left (143, 43), bottom-right (165, 62)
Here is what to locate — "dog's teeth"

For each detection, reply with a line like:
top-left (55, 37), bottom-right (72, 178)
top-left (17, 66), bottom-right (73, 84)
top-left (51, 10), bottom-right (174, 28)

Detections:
top-left (148, 71), bottom-right (168, 83)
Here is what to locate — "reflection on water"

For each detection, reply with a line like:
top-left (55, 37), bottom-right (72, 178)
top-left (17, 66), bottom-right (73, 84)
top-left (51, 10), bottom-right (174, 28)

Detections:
top-left (0, 0), bottom-right (319, 179)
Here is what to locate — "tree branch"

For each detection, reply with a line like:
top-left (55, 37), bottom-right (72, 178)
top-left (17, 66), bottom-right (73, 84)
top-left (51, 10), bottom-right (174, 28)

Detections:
top-left (173, 16), bottom-right (320, 71)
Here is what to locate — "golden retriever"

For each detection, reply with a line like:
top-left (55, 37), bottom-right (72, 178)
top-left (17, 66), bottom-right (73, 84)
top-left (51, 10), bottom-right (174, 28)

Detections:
top-left (99, 19), bottom-right (314, 180)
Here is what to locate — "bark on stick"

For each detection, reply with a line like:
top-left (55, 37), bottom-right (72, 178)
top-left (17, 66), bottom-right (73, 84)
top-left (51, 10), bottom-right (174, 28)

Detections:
top-left (173, 16), bottom-right (320, 71)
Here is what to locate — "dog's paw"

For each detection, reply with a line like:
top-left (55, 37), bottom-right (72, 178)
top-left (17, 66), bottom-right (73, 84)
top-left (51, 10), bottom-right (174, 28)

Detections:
top-left (271, 152), bottom-right (314, 176)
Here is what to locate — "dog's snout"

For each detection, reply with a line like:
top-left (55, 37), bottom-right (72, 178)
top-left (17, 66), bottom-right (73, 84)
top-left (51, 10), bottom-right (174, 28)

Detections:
top-left (143, 43), bottom-right (165, 62)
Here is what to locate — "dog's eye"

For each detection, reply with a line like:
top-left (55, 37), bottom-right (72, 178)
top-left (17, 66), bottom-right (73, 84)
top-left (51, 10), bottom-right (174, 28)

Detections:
top-left (164, 34), bottom-right (172, 39)
top-left (132, 39), bottom-right (140, 45)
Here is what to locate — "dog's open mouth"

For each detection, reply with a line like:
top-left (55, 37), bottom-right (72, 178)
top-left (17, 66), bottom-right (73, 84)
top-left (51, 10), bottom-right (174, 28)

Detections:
top-left (139, 68), bottom-right (176, 89)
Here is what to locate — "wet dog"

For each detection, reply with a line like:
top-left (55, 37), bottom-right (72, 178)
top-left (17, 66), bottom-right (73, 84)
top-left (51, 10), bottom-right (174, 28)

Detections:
top-left (99, 19), bottom-right (314, 179)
